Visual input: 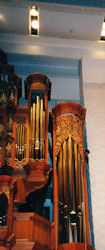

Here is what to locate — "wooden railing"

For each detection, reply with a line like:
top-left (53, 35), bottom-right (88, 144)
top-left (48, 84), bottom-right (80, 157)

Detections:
top-left (13, 212), bottom-right (55, 249)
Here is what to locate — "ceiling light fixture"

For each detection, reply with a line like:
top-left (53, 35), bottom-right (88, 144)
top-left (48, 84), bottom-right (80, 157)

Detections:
top-left (29, 6), bottom-right (39, 36)
top-left (101, 18), bottom-right (105, 40)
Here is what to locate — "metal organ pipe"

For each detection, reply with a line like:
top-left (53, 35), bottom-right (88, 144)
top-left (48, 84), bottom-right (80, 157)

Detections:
top-left (30, 96), bottom-right (45, 159)
top-left (57, 135), bottom-right (84, 244)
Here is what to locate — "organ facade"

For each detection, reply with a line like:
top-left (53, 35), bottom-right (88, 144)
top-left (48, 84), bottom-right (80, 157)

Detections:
top-left (0, 49), bottom-right (95, 250)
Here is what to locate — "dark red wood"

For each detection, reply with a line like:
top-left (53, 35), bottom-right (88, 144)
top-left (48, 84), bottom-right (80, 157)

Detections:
top-left (58, 243), bottom-right (95, 250)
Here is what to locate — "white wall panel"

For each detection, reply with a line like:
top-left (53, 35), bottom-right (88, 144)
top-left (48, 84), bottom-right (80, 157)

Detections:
top-left (50, 76), bottom-right (80, 100)
top-left (83, 83), bottom-right (105, 250)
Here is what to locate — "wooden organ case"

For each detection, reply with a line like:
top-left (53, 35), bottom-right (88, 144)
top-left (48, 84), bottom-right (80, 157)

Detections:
top-left (0, 49), bottom-right (53, 249)
top-left (0, 49), bottom-right (20, 249)
top-left (0, 49), bottom-right (95, 250)
top-left (8, 73), bottom-right (52, 203)
top-left (50, 102), bottom-right (95, 250)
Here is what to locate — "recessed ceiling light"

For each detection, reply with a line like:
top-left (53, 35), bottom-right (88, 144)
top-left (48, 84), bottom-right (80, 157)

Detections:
top-left (29, 6), bottom-right (39, 36)
top-left (101, 18), bottom-right (105, 40)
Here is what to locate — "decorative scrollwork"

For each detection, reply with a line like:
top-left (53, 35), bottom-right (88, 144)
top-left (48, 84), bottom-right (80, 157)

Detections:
top-left (55, 114), bottom-right (84, 161)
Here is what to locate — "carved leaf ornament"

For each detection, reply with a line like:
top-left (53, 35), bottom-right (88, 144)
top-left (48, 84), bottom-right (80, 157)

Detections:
top-left (55, 114), bottom-right (84, 163)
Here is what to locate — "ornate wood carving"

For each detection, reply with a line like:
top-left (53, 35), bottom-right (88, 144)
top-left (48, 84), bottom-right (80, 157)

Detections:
top-left (25, 73), bottom-right (51, 100)
top-left (0, 175), bottom-right (16, 249)
top-left (55, 115), bottom-right (84, 162)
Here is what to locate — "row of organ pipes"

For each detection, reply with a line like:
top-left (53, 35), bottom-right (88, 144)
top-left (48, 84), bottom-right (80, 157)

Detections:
top-left (0, 50), bottom-right (93, 249)
top-left (15, 119), bottom-right (27, 161)
top-left (14, 82), bottom-right (89, 245)
top-left (58, 136), bottom-right (84, 244)
top-left (15, 96), bottom-right (45, 162)
top-left (30, 96), bottom-right (45, 159)
top-left (50, 102), bottom-right (91, 249)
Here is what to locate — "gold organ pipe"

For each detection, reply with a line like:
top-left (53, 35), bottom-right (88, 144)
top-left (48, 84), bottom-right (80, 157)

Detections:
top-left (20, 124), bottom-right (23, 154)
top-left (35, 96), bottom-right (40, 158)
top-left (22, 125), bottom-right (24, 158)
top-left (42, 110), bottom-right (45, 158)
top-left (63, 140), bottom-right (69, 242)
top-left (30, 106), bottom-right (33, 157)
top-left (24, 125), bottom-right (26, 158)
top-left (77, 149), bottom-right (83, 243)
top-left (30, 97), bottom-right (45, 160)
top-left (40, 99), bottom-right (43, 158)
top-left (58, 148), bottom-right (63, 203)
top-left (15, 121), bottom-right (27, 162)
top-left (30, 106), bottom-right (33, 138)
top-left (71, 223), bottom-right (77, 242)
top-left (32, 103), bottom-right (35, 140)
top-left (32, 103), bottom-right (35, 158)
top-left (19, 124), bottom-right (21, 154)
top-left (78, 212), bottom-right (83, 242)
top-left (17, 125), bottom-right (19, 158)
top-left (15, 126), bottom-right (18, 158)
top-left (78, 149), bottom-right (82, 209)
top-left (74, 142), bottom-right (79, 207)
top-left (18, 125), bottom-right (21, 154)
top-left (21, 124), bottom-right (22, 154)
top-left (22, 125), bottom-right (25, 159)
top-left (62, 141), bottom-right (68, 205)
top-left (68, 135), bottom-right (76, 213)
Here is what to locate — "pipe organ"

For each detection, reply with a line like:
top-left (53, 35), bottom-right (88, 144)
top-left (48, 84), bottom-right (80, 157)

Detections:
top-left (15, 116), bottom-right (27, 167)
top-left (25, 73), bottom-right (51, 163)
top-left (29, 96), bottom-right (45, 159)
top-left (0, 49), bottom-right (95, 250)
top-left (50, 102), bottom-right (95, 250)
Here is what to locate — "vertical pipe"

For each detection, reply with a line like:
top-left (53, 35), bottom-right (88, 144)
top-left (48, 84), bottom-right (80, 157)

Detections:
top-left (68, 135), bottom-right (76, 213)
top-left (17, 125), bottom-right (19, 160)
top-left (32, 103), bottom-right (35, 158)
top-left (62, 141), bottom-right (69, 243)
top-left (78, 150), bottom-right (82, 209)
top-left (68, 135), bottom-right (77, 242)
top-left (45, 92), bottom-right (48, 163)
top-left (58, 148), bottom-right (63, 203)
top-left (15, 126), bottom-right (18, 159)
top-left (71, 223), bottom-right (77, 242)
top-left (74, 142), bottom-right (79, 206)
top-left (58, 148), bottom-right (63, 243)
top-left (62, 141), bottom-right (68, 205)
top-left (53, 117), bottom-right (58, 249)
top-left (35, 96), bottom-right (40, 158)
top-left (26, 116), bottom-right (29, 163)
top-left (77, 150), bottom-right (83, 242)
top-left (42, 110), bottom-right (45, 158)
top-left (30, 106), bottom-right (33, 158)
top-left (22, 125), bottom-right (24, 159)
top-left (20, 124), bottom-right (22, 156)
top-left (18, 125), bottom-right (20, 156)
top-left (40, 99), bottom-right (43, 158)
top-left (11, 115), bottom-right (17, 167)
top-left (24, 126), bottom-right (26, 159)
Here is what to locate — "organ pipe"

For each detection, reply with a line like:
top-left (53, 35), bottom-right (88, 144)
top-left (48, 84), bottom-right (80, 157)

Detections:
top-left (62, 141), bottom-right (68, 206)
top-left (57, 137), bottom-right (84, 244)
top-left (15, 123), bottom-right (26, 162)
top-left (68, 135), bottom-right (76, 213)
top-left (35, 96), bottom-right (39, 158)
top-left (29, 96), bottom-right (45, 160)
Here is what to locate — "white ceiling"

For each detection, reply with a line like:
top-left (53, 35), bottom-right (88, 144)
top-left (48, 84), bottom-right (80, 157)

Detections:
top-left (0, 3), bottom-right (104, 41)
top-left (39, 9), bottom-right (104, 40)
